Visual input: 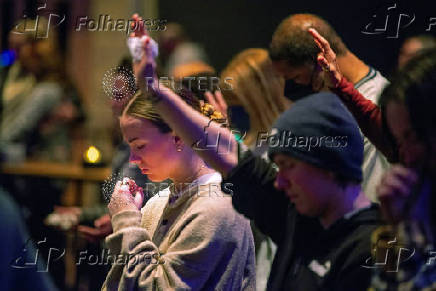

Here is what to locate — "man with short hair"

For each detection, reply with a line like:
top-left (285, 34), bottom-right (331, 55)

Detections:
top-left (269, 14), bottom-right (390, 201)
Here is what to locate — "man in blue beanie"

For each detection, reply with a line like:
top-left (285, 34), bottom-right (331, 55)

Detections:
top-left (222, 92), bottom-right (381, 290)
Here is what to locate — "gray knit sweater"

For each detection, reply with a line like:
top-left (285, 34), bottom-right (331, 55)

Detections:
top-left (102, 172), bottom-right (256, 290)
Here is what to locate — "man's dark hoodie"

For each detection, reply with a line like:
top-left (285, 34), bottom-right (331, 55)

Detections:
top-left (223, 93), bottom-right (381, 290)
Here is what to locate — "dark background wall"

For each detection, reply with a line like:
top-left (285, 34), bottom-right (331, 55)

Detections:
top-left (159, 0), bottom-right (436, 76)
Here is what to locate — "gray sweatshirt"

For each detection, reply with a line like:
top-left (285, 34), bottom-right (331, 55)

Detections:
top-left (102, 172), bottom-right (256, 290)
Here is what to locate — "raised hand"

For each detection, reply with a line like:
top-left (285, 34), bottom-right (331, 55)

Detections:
top-left (308, 28), bottom-right (342, 88)
top-left (204, 90), bottom-right (228, 119)
top-left (130, 13), bottom-right (148, 38)
top-left (377, 165), bottom-right (418, 224)
top-left (128, 14), bottom-right (158, 92)
top-left (78, 214), bottom-right (112, 243)
top-left (125, 178), bottom-right (144, 210)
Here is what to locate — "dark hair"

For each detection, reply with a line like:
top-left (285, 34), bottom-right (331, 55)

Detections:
top-left (405, 35), bottom-right (436, 51)
top-left (269, 14), bottom-right (348, 66)
top-left (380, 49), bottom-right (436, 143)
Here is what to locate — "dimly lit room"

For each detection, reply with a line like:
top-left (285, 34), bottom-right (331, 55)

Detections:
top-left (1, 0), bottom-right (436, 290)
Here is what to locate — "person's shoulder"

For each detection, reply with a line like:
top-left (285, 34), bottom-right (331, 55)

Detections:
top-left (141, 188), bottom-right (170, 214)
top-left (34, 81), bottom-right (62, 91)
top-left (190, 189), bottom-right (250, 229)
top-left (340, 204), bottom-right (381, 254)
top-left (347, 204), bottom-right (381, 228)
top-left (31, 81), bottom-right (63, 100)
top-left (192, 188), bottom-right (234, 215)
top-left (0, 188), bottom-right (20, 219)
top-left (230, 149), bottom-right (276, 177)
top-left (355, 68), bottom-right (389, 104)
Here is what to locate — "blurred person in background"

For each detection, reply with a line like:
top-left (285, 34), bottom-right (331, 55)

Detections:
top-left (0, 168), bottom-right (57, 290)
top-left (171, 61), bottom-right (217, 101)
top-left (0, 16), bottom-right (84, 226)
top-left (205, 48), bottom-right (290, 290)
top-left (398, 35), bottom-right (436, 69)
top-left (1, 17), bottom-right (84, 162)
top-left (0, 17), bottom-right (85, 289)
top-left (158, 22), bottom-right (209, 76)
top-left (218, 48), bottom-right (290, 157)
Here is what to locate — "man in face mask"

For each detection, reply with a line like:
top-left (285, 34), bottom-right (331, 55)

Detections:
top-left (281, 61), bottom-right (319, 101)
top-left (269, 13), bottom-right (390, 201)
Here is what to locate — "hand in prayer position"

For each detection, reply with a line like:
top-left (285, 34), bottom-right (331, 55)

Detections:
top-left (108, 178), bottom-right (144, 216)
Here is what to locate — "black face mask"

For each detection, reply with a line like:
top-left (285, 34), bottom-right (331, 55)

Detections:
top-left (283, 62), bottom-right (318, 101)
top-left (283, 80), bottom-right (315, 101)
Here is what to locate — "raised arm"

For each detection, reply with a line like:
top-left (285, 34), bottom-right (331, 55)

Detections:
top-left (308, 28), bottom-right (398, 162)
top-left (130, 15), bottom-right (238, 177)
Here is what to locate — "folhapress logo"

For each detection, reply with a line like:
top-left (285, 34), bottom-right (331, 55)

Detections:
top-left (362, 3), bottom-right (436, 38)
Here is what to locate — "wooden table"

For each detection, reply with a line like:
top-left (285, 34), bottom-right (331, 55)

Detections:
top-left (1, 161), bottom-right (110, 181)
top-left (1, 161), bottom-right (111, 289)
top-left (1, 161), bottom-right (111, 204)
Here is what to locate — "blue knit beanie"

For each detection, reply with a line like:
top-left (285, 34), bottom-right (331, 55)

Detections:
top-left (266, 92), bottom-right (363, 181)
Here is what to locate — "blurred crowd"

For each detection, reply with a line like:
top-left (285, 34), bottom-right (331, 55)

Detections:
top-left (1, 9), bottom-right (436, 291)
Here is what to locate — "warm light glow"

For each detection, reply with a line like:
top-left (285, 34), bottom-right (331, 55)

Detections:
top-left (84, 146), bottom-right (101, 163)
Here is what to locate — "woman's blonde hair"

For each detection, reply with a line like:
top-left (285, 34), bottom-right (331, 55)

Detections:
top-left (220, 48), bottom-right (288, 146)
top-left (122, 88), bottom-right (226, 133)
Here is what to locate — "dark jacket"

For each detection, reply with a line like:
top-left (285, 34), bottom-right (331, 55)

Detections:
top-left (223, 151), bottom-right (381, 290)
